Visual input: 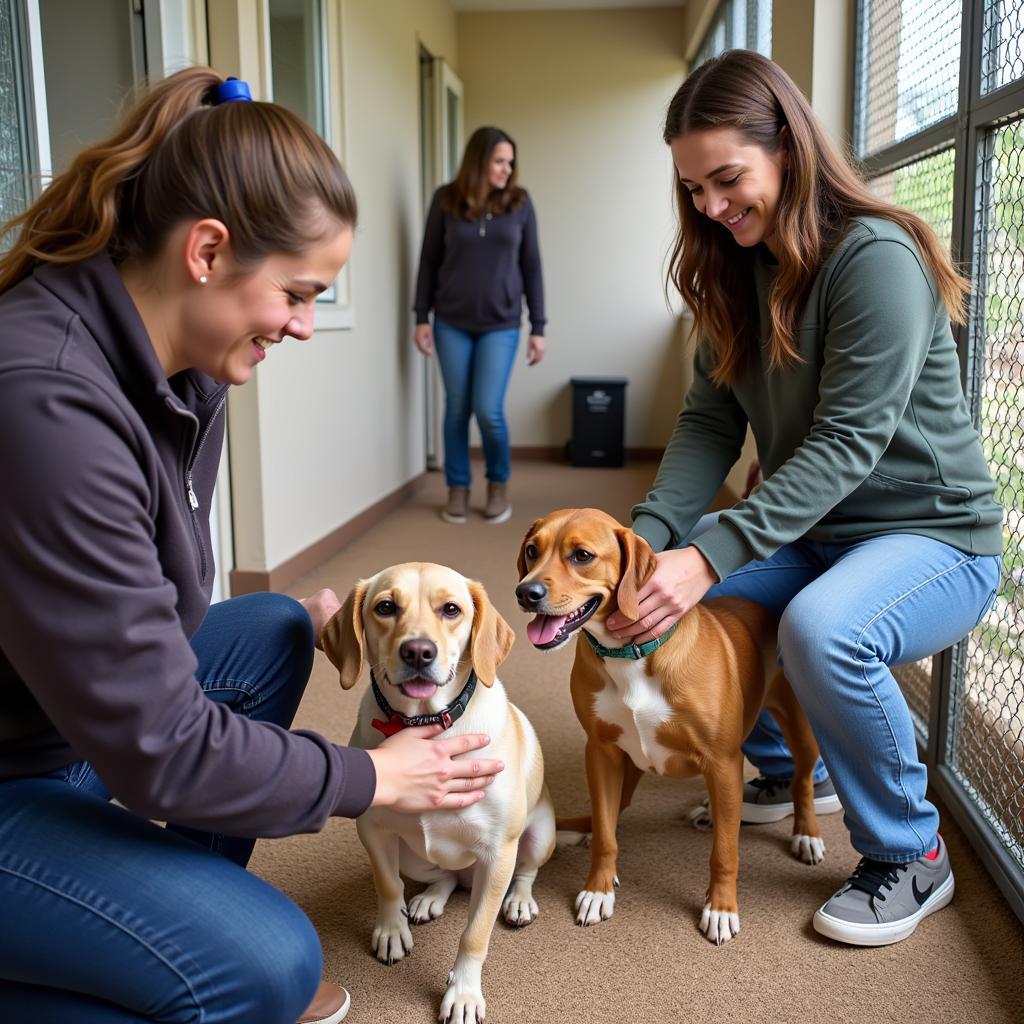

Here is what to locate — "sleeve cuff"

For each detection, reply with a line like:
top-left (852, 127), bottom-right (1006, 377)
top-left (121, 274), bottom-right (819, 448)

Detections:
top-left (631, 513), bottom-right (673, 553)
top-left (330, 745), bottom-right (377, 818)
top-left (689, 521), bottom-right (755, 582)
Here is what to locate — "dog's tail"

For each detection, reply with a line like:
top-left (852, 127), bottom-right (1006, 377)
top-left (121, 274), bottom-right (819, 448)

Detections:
top-left (555, 814), bottom-right (593, 832)
top-left (555, 817), bottom-right (591, 848)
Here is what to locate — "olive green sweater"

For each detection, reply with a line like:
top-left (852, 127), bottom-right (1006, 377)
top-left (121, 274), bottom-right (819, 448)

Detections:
top-left (632, 217), bottom-right (1003, 578)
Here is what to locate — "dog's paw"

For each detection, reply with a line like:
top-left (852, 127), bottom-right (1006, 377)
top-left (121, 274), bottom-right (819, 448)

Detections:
top-left (371, 916), bottom-right (414, 964)
top-left (439, 972), bottom-right (486, 1024)
top-left (685, 798), bottom-right (712, 831)
top-left (699, 903), bottom-right (740, 945)
top-left (502, 893), bottom-right (539, 927)
top-left (409, 889), bottom-right (450, 924)
top-left (791, 833), bottom-right (826, 864)
top-left (575, 888), bottom-right (615, 926)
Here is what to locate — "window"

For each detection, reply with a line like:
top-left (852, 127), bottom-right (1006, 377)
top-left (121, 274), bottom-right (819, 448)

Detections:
top-left (266, 0), bottom-right (351, 327)
top-left (856, 0), bottom-right (1024, 921)
top-left (693, 0), bottom-right (771, 69)
top-left (0, 0), bottom-right (34, 233)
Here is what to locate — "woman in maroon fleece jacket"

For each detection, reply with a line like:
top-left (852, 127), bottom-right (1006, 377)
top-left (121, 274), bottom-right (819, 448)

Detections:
top-left (0, 69), bottom-right (502, 1024)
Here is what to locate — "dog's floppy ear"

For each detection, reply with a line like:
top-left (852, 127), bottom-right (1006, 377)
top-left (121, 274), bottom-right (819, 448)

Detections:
top-left (615, 529), bottom-right (658, 622)
top-left (321, 579), bottom-right (369, 690)
top-left (468, 580), bottom-right (515, 686)
top-left (516, 519), bottom-right (544, 579)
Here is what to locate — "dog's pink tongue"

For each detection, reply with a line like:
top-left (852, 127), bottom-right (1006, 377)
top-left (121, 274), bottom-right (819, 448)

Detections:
top-left (527, 614), bottom-right (567, 646)
top-left (402, 681), bottom-right (438, 699)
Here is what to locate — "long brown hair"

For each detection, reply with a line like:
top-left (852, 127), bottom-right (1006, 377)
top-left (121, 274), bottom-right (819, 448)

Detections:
top-left (664, 50), bottom-right (969, 386)
top-left (0, 67), bottom-right (358, 294)
top-left (441, 126), bottom-right (525, 220)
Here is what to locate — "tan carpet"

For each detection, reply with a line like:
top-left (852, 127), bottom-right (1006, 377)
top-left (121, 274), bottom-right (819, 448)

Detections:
top-left (251, 461), bottom-right (1024, 1024)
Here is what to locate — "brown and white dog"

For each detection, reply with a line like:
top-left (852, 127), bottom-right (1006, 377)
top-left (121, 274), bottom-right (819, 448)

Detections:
top-left (514, 509), bottom-right (825, 944)
top-left (322, 562), bottom-right (556, 1022)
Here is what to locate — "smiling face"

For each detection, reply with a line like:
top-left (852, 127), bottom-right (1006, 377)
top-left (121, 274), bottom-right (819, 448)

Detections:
top-left (177, 222), bottom-right (352, 384)
top-left (359, 564), bottom-right (477, 708)
top-left (670, 126), bottom-right (786, 256)
top-left (515, 508), bottom-right (656, 652)
top-left (487, 141), bottom-right (515, 190)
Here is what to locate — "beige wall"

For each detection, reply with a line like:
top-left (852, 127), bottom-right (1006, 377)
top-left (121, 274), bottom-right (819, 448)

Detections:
top-left (213, 0), bottom-right (457, 572)
top-left (457, 7), bottom-right (688, 453)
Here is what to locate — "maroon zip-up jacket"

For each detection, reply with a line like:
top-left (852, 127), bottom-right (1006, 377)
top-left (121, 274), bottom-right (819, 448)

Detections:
top-left (0, 253), bottom-right (375, 834)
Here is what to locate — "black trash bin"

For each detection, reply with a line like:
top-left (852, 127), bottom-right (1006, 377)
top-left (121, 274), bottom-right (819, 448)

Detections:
top-left (568, 376), bottom-right (627, 467)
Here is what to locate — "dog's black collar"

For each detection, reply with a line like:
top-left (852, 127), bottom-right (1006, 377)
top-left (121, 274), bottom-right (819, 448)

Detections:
top-left (369, 669), bottom-right (478, 735)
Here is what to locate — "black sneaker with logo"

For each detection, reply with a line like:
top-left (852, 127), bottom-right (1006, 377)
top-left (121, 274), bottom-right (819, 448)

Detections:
top-left (812, 834), bottom-right (954, 945)
top-left (740, 774), bottom-right (843, 823)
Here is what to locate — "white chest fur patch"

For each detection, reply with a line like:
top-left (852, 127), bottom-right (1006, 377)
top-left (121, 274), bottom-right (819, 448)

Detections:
top-left (592, 659), bottom-right (675, 774)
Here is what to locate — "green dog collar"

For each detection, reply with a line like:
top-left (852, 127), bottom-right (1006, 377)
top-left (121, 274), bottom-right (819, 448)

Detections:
top-left (582, 622), bottom-right (678, 660)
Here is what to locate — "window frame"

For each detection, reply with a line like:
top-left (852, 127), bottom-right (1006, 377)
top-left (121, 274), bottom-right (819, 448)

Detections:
top-left (855, 0), bottom-right (1024, 927)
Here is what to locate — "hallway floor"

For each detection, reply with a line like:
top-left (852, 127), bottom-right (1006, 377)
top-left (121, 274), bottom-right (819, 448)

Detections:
top-left (250, 460), bottom-right (1024, 1024)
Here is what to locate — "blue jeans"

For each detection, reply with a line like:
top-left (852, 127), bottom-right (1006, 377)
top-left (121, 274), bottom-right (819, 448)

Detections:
top-left (433, 317), bottom-right (519, 487)
top-left (0, 594), bottom-right (323, 1023)
top-left (687, 514), bottom-right (1001, 862)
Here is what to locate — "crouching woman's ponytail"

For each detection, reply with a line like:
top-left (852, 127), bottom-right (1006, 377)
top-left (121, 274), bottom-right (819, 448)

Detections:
top-left (0, 66), bottom-right (358, 295)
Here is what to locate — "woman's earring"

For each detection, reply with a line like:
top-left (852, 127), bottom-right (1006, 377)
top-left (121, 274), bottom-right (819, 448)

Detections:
top-left (198, 274), bottom-right (208, 285)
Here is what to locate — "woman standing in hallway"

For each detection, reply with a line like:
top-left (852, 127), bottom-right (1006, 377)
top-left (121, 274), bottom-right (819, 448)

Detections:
top-left (414, 125), bottom-right (546, 525)
top-left (608, 50), bottom-right (1002, 946)
top-left (0, 68), bottom-right (504, 1024)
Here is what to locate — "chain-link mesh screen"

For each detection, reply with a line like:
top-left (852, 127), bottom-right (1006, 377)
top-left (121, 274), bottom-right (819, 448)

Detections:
top-left (855, 0), bottom-right (962, 158)
top-left (983, 0), bottom-right (1024, 93)
top-left (868, 146), bottom-right (958, 740)
top-left (0, 0), bottom-right (30, 233)
top-left (948, 115), bottom-right (1024, 873)
top-left (693, 0), bottom-right (772, 69)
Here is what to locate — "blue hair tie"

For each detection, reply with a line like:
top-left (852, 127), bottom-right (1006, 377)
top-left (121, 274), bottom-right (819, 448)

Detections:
top-left (209, 77), bottom-right (252, 105)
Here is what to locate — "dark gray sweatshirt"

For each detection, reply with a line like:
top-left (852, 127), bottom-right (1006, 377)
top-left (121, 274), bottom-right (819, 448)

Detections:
top-left (414, 185), bottom-right (546, 335)
top-left (0, 254), bottom-right (376, 835)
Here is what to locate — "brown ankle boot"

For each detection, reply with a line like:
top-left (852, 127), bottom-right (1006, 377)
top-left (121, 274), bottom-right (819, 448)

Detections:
top-left (483, 481), bottom-right (511, 524)
top-left (440, 487), bottom-right (469, 524)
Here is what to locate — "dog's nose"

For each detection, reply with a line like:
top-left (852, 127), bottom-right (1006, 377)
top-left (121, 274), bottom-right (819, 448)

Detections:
top-left (516, 580), bottom-right (548, 609)
top-left (399, 638), bottom-right (437, 671)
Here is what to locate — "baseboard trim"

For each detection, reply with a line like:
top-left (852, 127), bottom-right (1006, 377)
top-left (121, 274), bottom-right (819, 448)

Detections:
top-left (472, 445), bottom-right (665, 462)
top-left (229, 472), bottom-right (427, 597)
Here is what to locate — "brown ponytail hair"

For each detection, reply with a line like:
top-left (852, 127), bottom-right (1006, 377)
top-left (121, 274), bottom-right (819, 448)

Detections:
top-left (441, 126), bottom-right (525, 220)
top-left (0, 67), bottom-right (358, 294)
top-left (664, 50), bottom-right (969, 386)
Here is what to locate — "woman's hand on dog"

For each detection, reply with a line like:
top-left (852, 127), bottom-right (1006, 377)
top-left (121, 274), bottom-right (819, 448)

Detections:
top-left (367, 727), bottom-right (505, 812)
top-left (299, 589), bottom-right (342, 650)
top-left (606, 546), bottom-right (718, 645)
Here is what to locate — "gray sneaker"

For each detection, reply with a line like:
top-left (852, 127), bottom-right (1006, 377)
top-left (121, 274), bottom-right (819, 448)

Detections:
top-left (812, 835), bottom-right (954, 946)
top-left (741, 775), bottom-right (843, 823)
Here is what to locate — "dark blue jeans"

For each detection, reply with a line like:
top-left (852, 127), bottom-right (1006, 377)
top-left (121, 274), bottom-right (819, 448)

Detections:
top-left (0, 594), bottom-right (322, 1023)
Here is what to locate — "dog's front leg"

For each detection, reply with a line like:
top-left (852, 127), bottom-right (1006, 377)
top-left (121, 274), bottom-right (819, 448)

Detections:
top-left (357, 817), bottom-right (414, 964)
top-left (701, 754), bottom-right (745, 945)
top-left (576, 738), bottom-right (628, 926)
top-left (439, 840), bottom-right (518, 1024)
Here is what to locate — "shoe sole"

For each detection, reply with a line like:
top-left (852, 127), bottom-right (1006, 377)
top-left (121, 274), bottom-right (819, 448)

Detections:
top-left (300, 987), bottom-right (351, 1024)
top-left (740, 792), bottom-right (843, 824)
top-left (440, 510), bottom-right (467, 524)
top-left (483, 505), bottom-right (512, 524)
top-left (811, 871), bottom-right (954, 946)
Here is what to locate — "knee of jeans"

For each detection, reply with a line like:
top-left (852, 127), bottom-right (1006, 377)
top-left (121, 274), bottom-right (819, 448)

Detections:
top-left (222, 897), bottom-right (322, 1024)
top-left (260, 593), bottom-right (315, 652)
top-left (777, 595), bottom-right (844, 691)
top-left (473, 408), bottom-right (505, 434)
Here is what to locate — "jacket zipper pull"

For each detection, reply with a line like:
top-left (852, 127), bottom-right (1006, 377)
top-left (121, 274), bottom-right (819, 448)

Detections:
top-left (187, 475), bottom-right (199, 511)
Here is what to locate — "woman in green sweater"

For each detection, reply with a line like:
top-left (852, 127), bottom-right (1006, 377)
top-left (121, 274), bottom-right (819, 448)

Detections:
top-left (608, 50), bottom-right (1003, 946)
